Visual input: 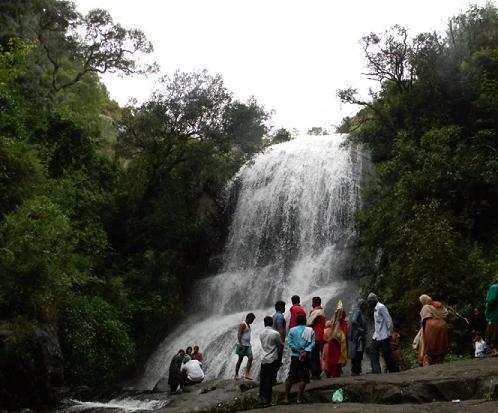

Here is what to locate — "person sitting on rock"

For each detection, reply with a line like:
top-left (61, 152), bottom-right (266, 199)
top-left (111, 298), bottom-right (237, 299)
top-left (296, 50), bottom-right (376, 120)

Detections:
top-left (168, 349), bottom-right (185, 393)
top-left (192, 345), bottom-right (204, 362)
top-left (284, 313), bottom-right (315, 404)
top-left (473, 332), bottom-right (489, 358)
top-left (183, 346), bottom-right (193, 363)
top-left (181, 358), bottom-right (205, 385)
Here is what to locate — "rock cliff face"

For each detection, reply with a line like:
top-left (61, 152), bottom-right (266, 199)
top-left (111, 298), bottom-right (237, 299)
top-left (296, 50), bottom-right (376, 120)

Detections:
top-left (66, 358), bottom-right (498, 412)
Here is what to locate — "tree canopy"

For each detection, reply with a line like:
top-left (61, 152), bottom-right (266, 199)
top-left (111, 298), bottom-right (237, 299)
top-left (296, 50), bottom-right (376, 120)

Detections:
top-left (340, 4), bottom-right (498, 352)
top-left (0, 1), bottom-right (271, 407)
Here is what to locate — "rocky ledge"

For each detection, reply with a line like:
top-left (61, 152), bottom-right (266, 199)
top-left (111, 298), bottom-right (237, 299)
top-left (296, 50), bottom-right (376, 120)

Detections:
top-left (66, 358), bottom-right (498, 412)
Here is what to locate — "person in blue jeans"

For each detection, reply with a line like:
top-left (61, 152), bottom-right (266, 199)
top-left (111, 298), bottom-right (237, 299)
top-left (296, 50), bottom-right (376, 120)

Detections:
top-left (284, 314), bottom-right (315, 403)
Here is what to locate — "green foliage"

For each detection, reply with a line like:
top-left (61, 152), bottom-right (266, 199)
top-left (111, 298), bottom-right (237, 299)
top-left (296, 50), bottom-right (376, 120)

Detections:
top-left (223, 97), bottom-right (270, 154)
top-left (271, 128), bottom-right (293, 144)
top-left (110, 71), bottom-right (269, 358)
top-left (59, 296), bottom-right (135, 386)
top-left (0, 2), bottom-right (272, 398)
top-left (344, 4), bottom-right (498, 348)
top-left (0, 137), bottom-right (45, 215)
top-left (0, 196), bottom-right (87, 323)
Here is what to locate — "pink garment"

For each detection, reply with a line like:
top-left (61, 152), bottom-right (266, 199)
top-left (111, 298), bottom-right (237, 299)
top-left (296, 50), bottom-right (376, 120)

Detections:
top-left (192, 352), bottom-right (203, 362)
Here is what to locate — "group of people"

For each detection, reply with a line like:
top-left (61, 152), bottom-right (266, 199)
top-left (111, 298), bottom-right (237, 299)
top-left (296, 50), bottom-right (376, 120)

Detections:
top-left (413, 281), bottom-right (498, 361)
top-left (234, 293), bottom-right (454, 406)
top-left (168, 345), bottom-right (205, 393)
top-left (166, 282), bottom-right (498, 403)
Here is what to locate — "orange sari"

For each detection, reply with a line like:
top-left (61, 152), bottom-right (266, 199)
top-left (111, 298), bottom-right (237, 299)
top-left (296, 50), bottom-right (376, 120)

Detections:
top-left (420, 301), bottom-right (449, 365)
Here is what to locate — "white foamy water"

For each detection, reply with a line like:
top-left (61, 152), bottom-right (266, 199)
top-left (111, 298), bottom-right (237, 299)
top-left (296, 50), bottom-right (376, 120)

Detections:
top-left (66, 397), bottom-right (169, 412)
top-left (140, 134), bottom-right (364, 390)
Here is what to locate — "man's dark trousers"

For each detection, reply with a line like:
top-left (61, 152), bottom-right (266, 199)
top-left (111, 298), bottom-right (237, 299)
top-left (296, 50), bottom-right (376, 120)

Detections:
top-left (259, 360), bottom-right (280, 404)
top-left (370, 337), bottom-right (399, 374)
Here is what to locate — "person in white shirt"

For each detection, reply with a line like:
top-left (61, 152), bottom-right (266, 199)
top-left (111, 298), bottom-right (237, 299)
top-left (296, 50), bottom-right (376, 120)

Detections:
top-left (367, 293), bottom-right (399, 374)
top-left (181, 358), bottom-right (205, 385)
top-left (474, 332), bottom-right (488, 358)
top-left (259, 316), bottom-right (283, 406)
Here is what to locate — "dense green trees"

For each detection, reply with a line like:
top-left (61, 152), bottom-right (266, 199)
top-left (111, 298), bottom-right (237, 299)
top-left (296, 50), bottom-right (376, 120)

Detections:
top-left (2, 0), bottom-right (496, 406)
top-left (341, 4), bottom-right (498, 348)
top-left (0, 1), bottom-right (270, 406)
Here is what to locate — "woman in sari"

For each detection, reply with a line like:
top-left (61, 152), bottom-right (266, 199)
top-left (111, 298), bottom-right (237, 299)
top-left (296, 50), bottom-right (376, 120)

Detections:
top-left (321, 301), bottom-right (348, 378)
top-left (419, 294), bottom-right (449, 366)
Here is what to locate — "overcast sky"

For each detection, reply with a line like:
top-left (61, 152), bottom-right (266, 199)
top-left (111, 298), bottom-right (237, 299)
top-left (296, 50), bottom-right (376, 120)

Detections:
top-left (76, 0), bottom-right (490, 132)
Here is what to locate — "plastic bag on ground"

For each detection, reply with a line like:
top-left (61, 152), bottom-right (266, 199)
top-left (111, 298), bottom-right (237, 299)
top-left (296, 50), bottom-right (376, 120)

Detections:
top-left (331, 388), bottom-right (344, 403)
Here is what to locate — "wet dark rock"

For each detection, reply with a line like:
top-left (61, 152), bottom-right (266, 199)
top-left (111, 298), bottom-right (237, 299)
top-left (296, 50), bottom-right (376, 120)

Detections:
top-left (245, 400), bottom-right (498, 412)
top-left (156, 358), bottom-right (498, 412)
top-left (62, 358), bottom-right (498, 412)
top-left (0, 326), bottom-right (64, 410)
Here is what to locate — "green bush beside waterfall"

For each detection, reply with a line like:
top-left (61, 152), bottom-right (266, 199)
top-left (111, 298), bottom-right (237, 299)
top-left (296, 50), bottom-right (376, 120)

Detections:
top-left (340, 4), bottom-right (498, 350)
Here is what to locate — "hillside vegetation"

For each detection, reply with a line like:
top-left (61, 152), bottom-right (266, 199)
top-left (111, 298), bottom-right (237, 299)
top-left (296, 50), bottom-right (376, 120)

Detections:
top-left (340, 4), bottom-right (498, 349)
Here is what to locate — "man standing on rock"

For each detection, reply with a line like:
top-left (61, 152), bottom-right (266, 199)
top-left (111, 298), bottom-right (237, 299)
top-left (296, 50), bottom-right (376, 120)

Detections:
top-left (350, 299), bottom-right (368, 375)
top-left (284, 314), bottom-right (315, 404)
top-left (259, 316), bottom-right (284, 406)
top-left (235, 312), bottom-right (256, 380)
top-left (273, 300), bottom-right (286, 365)
top-left (485, 281), bottom-right (498, 356)
top-left (367, 293), bottom-right (399, 374)
top-left (289, 295), bottom-right (306, 330)
top-left (308, 296), bottom-right (326, 379)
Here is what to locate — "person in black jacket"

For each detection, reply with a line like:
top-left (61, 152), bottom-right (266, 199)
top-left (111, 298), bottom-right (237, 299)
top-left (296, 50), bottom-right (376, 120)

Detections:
top-left (349, 299), bottom-right (367, 375)
top-left (168, 349), bottom-right (185, 393)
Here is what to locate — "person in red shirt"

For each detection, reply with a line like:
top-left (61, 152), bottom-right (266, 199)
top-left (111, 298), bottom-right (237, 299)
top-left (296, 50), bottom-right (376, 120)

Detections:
top-left (308, 296), bottom-right (326, 379)
top-left (289, 295), bottom-right (306, 330)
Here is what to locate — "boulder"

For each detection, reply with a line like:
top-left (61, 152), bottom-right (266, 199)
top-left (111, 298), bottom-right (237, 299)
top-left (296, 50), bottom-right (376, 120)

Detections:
top-left (61, 358), bottom-right (498, 412)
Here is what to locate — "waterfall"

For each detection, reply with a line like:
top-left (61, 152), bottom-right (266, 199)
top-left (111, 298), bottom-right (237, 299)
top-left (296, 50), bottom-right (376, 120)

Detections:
top-left (139, 134), bottom-right (364, 390)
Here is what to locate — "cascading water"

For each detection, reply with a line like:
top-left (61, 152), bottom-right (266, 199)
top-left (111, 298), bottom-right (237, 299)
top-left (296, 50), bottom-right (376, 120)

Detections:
top-left (140, 134), bottom-right (364, 390)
